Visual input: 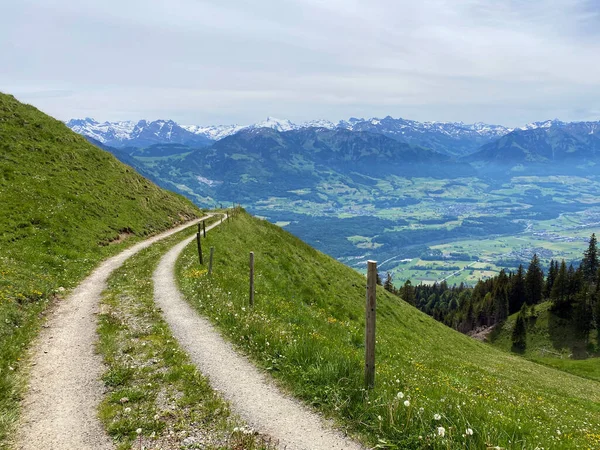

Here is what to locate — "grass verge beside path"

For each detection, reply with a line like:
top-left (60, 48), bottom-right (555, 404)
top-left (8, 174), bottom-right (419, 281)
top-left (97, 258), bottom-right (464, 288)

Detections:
top-left (0, 92), bottom-right (202, 447)
top-left (98, 221), bottom-right (273, 450)
top-left (176, 211), bottom-right (600, 449)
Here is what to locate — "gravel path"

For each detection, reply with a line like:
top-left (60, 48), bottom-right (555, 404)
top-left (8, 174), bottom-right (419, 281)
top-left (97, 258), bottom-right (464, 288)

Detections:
top-left (15, 217), bottom-right (208, 450)
top-left (153, 221), bottom-right (365, 450)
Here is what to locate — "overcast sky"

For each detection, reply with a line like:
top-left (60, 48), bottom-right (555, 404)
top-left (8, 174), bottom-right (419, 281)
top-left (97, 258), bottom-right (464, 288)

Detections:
top-left (2, 0), bottom-right (600, 126)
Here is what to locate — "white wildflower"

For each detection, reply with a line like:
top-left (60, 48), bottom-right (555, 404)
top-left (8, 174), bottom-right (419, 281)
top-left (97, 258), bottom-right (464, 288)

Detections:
top-left (434, 413), bottom-right (441, 421)
top-left (397, 392), bottom-right (404, 399)
top-left (136, 428), bottom-right (142, 435)
top-left (466, 428), bottom-right (473, 436)
top-left (437, 427), bottom-right (445, 437)
top-left (404, 400), bottom-right (410, 407)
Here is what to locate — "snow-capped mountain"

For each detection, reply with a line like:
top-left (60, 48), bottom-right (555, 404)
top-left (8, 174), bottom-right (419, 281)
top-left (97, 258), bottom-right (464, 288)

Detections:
top-left (180, 124), bottom-right (246, 141)
top-left (67, 118), bottom-right (137, 144)
top-left (66, 118), bottom-right (212, 148)
top-left (67, 116), bottom-right (338, 148)
top-left (519, 119), bottom-right (600, 137)
top-left (67, 115), bottom-right (600, 155)
top-left (334, 116), bottom-right (513, 155)
top-left (519, 119), bottom-right (566, 131)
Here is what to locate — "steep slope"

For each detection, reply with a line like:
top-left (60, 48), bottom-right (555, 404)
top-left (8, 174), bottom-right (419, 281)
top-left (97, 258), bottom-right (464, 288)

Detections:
top-left (176, 212), bottom-right (600, 449)
top-left (0, 92), bottom-right (201, 444)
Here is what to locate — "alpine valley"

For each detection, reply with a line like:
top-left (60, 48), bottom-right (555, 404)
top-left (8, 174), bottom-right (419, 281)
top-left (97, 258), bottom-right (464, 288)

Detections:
top-left (67, 116), bottom-right (600, 288)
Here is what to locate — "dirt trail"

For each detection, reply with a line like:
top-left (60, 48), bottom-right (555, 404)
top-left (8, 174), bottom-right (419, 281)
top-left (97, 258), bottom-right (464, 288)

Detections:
top-left (15, 217), bottom-right (208, 450)
top-left (153, 220), bottom-right (365, 450)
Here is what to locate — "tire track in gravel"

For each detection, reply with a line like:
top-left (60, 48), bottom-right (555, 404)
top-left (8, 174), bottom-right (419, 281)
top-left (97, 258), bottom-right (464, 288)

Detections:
top-left (15, 216), bottom-right (210, 450)
top-left (153, 219), bottom-right (365, 450)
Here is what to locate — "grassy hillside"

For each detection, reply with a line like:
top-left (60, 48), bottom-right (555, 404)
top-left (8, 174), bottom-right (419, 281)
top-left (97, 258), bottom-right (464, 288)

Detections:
top-left (176, 212), bottom-right (600, 449)
top-left (489, 302), bottom-right (600, 381)
top-left (0, 92), bottom-right (201, 445)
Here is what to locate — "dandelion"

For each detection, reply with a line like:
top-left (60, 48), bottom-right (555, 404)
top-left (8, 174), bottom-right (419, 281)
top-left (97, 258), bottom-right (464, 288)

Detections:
top-left (136, 428), bottom-right (142, 435)
top-left (434, 413), bottom-right (441, 421)
top-left (466, 428), bottom-right (474, 436)
top-left (397, 392), bottom-right (405, 399)
top-left (437, 427), bottom-right (446, 437)
top-left (404, 400), bottom-right (410, 407)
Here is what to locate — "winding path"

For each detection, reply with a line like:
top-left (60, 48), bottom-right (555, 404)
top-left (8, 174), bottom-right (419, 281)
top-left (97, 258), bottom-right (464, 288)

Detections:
top-left (15, 217), bottom-right (208, 449)
top-left (153, 220), bottom-right (365, 450)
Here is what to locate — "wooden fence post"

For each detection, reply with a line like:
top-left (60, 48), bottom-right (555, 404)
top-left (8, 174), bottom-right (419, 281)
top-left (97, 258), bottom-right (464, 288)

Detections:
top-left (208, 247), bottom-right (214, 275)
top-left (249, 252), bottom-right (255, 307)
top-left (196, 231), bottom-right (203, 265)
top-left (203, 220), bottom-right (206, 238)
top-left (365, 260), bottom-right (377, 388)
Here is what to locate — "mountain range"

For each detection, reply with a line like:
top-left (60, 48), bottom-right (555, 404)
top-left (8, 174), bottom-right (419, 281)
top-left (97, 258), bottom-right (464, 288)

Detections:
top-left (67, 115), bottom-right (600, 159)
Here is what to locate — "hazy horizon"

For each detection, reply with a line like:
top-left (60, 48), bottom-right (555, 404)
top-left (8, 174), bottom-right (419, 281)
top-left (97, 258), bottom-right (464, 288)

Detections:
top-left (2, 0), bottom-right (600, 127)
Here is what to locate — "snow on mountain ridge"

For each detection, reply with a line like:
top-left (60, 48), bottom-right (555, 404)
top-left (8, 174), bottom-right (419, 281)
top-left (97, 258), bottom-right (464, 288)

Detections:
top-left (68, 115), bottom-right (599, 150)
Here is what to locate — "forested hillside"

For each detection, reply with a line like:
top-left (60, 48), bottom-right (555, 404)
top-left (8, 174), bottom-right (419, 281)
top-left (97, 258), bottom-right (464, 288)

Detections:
top-left (396, 234), bottom-right (600, 359)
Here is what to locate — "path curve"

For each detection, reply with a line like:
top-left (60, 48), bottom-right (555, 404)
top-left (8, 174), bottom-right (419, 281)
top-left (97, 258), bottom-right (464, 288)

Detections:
top-left (153, 220), bottom-right (365, 450)
top-left (15, 216), bottom-right (210, 450)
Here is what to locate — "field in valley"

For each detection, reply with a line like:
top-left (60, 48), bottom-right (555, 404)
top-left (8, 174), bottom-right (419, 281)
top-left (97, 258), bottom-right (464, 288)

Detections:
top-left (251, 174), bottom-right (600, 286)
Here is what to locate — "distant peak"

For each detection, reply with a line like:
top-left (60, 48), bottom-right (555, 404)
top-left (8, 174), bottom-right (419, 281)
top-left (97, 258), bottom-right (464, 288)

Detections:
top-left (66, 117), bottom-right (98, 126)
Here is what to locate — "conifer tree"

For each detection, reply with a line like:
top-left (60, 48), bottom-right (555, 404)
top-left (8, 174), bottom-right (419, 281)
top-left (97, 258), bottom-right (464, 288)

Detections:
top-left (383, 272), bottom-right (394, 293)
top-left (509, 264), bottom-right (526, 314)
top-left (595, 272), bottom-right (600, 342)
top-left (401, 279), bottom-right (415, 305)
top-left (572, 286), bottom-right (593, 346)
top-left (568, 265), bottom-right (583, 304)
top-left (546, 260), bottom-right (558, 296)
top-left (493, 269), bottom-right (509, 323)
top-left (582, 233), bottom-right (599, 282)
top-left (525, 254), bottom-right (544, 305)
top-left (511, 308), bottom-right (527, 353)
top-left (550, 260), bottom-right (569, 311)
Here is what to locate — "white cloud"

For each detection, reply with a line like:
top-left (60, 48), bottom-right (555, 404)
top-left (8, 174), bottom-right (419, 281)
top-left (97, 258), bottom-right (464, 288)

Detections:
top-left (1, 0), bottom-right (599, 126)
